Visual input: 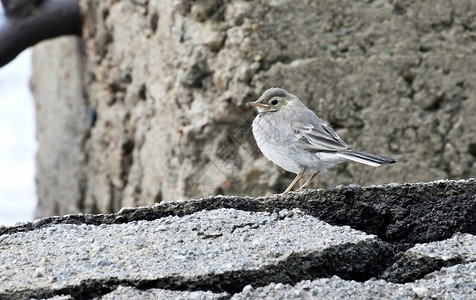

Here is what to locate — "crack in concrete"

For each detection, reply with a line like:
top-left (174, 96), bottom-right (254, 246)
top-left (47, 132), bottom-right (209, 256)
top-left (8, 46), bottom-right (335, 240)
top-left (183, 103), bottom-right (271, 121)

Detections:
top-left (382, 255), bottom-right (463, 284)
top-left (1, 180), bottom-right (474, 299)
top-left (1, 239), bottom-right (391, 300)
top-left (2, 180), bottom-right (475, 252)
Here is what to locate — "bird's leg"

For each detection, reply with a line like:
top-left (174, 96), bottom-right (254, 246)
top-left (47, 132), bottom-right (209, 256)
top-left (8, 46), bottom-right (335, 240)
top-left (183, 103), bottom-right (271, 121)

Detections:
top-left (297, 172), bottom-right (318, 191)
top-left (283, 169), bottom-right (305, 195)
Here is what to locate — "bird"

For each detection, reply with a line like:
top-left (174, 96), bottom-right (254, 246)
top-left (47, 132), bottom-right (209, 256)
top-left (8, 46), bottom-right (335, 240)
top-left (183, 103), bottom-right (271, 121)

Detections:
top-left (247, 87), bottom-right (396, 195)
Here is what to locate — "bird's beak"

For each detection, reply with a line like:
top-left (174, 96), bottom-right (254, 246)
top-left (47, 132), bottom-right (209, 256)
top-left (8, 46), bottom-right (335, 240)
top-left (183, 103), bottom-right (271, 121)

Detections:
top-left (247, 101), bottom-right (268, 107)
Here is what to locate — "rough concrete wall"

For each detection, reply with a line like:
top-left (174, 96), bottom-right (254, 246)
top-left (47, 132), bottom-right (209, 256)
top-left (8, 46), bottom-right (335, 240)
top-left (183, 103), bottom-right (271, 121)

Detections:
top-left (31, 37), bottom-right (89, 217)
top-left (32, 0), bottom-right (476, 216)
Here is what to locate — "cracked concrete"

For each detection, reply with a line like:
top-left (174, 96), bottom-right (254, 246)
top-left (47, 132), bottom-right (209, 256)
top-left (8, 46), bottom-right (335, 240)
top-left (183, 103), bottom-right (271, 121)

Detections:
top-left (3, 179), bottom-right (474, 251)
top-left (232, 263), bottom-right (476, 300)
top-left (0, 179), bottom-right (475, 299)
top-left (1, 209), bottom-right (392, 299)
top-left (382, 233), bottom-right (476, 283)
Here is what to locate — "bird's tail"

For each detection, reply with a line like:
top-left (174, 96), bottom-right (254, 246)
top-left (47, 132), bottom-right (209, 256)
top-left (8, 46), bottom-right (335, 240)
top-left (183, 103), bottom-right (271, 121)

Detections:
top-left (336, 150), bottom-right (396, 167)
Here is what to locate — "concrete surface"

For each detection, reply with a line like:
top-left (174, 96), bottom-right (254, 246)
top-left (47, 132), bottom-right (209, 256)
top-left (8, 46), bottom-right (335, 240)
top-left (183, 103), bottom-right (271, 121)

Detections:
top-left (0, 179), bottom-right (475, 299)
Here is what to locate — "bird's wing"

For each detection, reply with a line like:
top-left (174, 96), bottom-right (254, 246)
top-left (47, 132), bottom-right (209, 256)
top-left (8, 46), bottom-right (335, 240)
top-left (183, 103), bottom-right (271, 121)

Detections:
top-left (297, 121), bottom-right (350, 153)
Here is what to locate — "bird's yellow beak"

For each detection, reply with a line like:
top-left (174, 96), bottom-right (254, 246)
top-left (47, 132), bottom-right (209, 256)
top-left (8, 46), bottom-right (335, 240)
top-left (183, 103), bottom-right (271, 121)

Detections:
top-left (247, 101), bottom-right (268, 107)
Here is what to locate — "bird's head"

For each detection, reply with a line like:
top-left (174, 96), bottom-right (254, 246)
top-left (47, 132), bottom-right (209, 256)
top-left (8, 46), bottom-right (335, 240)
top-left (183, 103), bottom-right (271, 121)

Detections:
top-left (247, 87), bottom-right (302, 113)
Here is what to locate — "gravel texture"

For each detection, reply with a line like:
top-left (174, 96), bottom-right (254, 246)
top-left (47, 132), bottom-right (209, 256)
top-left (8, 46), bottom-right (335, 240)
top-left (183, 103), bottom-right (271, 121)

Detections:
top-left (382, 233), bottom-right (476, 283)
top-left (1, 180), bottom-right (475, 299)
top-left (408, 233), bottom-right (476, 261)
top-left (0, 208), bottom-right (391, 299)
top-left (232, 262), bottom-right (476, 300)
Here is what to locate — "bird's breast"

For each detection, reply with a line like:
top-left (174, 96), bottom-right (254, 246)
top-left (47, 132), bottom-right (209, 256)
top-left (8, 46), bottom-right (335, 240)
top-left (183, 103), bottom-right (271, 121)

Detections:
top-left (252, 113), bottom-right (303, 174)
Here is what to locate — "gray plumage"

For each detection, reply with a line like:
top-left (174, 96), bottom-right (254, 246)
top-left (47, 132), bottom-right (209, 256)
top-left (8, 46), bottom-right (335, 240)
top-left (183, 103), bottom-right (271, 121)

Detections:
top-left (247, 87), bottom-right (395, 194)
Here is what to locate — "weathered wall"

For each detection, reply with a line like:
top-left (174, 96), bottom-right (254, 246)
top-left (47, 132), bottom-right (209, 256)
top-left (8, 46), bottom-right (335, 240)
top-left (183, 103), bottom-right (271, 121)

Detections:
top-left (31, 37), bottom-right (89, 218)
top-left (32, 0), bottom-right (476, 216)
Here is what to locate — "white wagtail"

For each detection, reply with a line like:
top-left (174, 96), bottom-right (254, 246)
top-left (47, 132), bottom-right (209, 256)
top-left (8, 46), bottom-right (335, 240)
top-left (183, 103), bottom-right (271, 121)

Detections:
top-left (247, 87), bottom-right (396, 195)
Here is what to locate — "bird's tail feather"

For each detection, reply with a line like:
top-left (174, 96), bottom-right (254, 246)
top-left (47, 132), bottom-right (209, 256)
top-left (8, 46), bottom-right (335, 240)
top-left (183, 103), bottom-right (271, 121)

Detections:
top-left (337, 150), bottom-right (396, 167)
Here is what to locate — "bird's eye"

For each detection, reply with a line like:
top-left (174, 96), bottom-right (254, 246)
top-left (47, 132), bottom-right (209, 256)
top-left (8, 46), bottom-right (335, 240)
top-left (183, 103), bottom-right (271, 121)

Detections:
top-left (271, 99), bottom-right (278, 105)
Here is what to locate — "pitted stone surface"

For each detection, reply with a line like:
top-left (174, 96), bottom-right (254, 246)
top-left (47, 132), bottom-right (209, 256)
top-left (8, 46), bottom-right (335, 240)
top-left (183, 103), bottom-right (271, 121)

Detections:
top-left (382, 233), bottom-right (476, 283)
top-left (232, 262), bottom-right (476, 300)
top-left (1, 180), bottom-right (475, 299)
top-left (406, 233), bottom-right (476, 261)
top-left (0, 209), bottom-right (391, 299)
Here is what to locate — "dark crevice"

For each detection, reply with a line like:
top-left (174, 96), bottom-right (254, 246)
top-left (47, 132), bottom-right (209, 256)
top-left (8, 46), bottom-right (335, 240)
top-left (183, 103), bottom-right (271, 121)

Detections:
top-left (382, 255), bottom-right (463, 283)
top-left (468, 143), bottom-right (476, 157)
top-left (150, 11), bottom-right (159, 33)
top-left (138, 84), bottom-right (147, 101)
top-left (78, 178), bottom-right (88, 211)
top-left (230, 221), bottom-right (257, 233)
top-left (197, 231), bottom-right (223, 239)
top-left (424, 94), bottom-right (445, 112)
top-left (181, 60), bottom-right (210, 88)
top-left (108, 182), bottom-right (116, 213)
top-left (154, 190), bottom-right (163, 203)
top-left (120, 138), bottom-right (135, 190)
top-left (86, 108), bottom-right (97, 127)
top-left (392, 3), bottom-right (406, 15)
